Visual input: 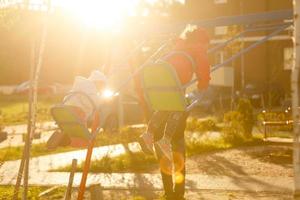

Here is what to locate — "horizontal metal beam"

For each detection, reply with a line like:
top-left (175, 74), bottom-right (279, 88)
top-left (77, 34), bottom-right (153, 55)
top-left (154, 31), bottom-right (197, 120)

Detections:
top-left (193, 10), bottom-right (293, 27)
top-left (211, 35), bottom-right (291, 44)
top-left (158, 10), bottom-right (293, 34)
top-left (208, 23), bottom-right (292, 53)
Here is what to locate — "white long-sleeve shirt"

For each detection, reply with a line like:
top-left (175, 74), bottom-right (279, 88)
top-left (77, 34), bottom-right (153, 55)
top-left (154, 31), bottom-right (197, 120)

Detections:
top-left (64, 76), bottom-right (103, 119)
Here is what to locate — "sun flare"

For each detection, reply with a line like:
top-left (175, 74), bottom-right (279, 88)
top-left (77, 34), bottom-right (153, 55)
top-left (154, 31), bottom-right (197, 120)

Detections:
top-left (57, 0), bottom-right (140, 30)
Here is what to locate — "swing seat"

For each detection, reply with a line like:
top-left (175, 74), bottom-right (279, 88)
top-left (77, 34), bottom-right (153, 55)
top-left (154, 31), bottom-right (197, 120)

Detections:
top-left (50, 92), bottom-right (98, 148)
top-left (142, 60), bottom-right (188, 112)
top-left (51, 105), bottom-right (92, 147)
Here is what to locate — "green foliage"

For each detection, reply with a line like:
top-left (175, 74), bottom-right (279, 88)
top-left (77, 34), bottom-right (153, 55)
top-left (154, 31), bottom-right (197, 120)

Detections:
top-left (0, 94), bottom-right (62, 125)
top-left (0, 186), bottom-right (42, 200)
top-left (55, 135), bottom-right (264, 173)
top-left (186, 136), bottom-right (232, 156)
top-left (57, 152), bottom-right (157, 173)
top-left (0, 186), bottom-right (66, 200)
top-left (222, 98), bottom-right (254, 143)
top-left (0, 142), bottom-right (76, 162)
top-left (186, 117), bottom-right (220, 133)
top-left (223, 111), bottom-right (245, 144)
top-left (0, 126), bottom-right (143, 162)
top-left (96, 126), bottom-right (143, 147)
top-left (223, 25), bottom-right (244, 55)
top-left (236, 98), bottom-right (254, 137)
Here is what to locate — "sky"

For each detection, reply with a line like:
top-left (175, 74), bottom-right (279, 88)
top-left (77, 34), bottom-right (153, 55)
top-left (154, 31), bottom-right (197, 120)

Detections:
top-left (0, 0), bottom-right (184, 30)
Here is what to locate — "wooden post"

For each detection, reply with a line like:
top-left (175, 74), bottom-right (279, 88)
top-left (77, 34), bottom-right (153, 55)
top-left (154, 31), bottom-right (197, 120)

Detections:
top-left (65, 159), bottom-right (77, 200)
top-left (293, 0), bottom-right (300, 198)
top-left (262, 110), bottom-right (267, 140)
top-left (89, 184), bottom-right (103, 200)
top-left (13, 38), bottom-right (36, 200)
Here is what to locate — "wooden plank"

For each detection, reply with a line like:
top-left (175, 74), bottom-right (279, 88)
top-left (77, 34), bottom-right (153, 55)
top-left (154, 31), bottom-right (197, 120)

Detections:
top-left (65, 159), bottom-right (77, 200)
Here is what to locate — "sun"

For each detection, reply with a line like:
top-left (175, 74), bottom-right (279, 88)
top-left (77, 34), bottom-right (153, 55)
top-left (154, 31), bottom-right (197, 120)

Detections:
top-left (57, 0), bottom-right (139, 31)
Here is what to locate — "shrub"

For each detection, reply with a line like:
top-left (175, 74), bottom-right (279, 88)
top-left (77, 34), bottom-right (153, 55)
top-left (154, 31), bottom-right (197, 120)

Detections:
top-left (222, 99), bottom-right (255, 143)
top-left (186, 117), bottom-right (219, 133)
top-left (223, 111), bottom-right (245, 144)
top-left (196, 119), bottom-right (219, 132)
top-left (236, 98), bottom-right (254, 138)
top-left (186, 117), bottom-right (198, 132)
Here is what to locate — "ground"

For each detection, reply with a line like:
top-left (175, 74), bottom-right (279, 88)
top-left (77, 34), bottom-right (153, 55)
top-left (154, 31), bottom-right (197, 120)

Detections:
top-left (0, 143), bottom-right (293, 199)
top-left (96, 190), bottom-right (292, 200)
top-left (186, 145), bottom-right (292, 177)
top-left (0, 121), bottom-right (294, 199)
top-left (74, 144), bottom-right (293, 200)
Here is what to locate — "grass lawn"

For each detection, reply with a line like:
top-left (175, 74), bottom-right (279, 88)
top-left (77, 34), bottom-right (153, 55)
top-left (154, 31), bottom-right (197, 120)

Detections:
top-left (0, 186), bottom-right (154, 200)
top-left (54, 134), bottom-right (264, 173)
top-left (0, 185), bottom-right (66, 200)
top-left (0, 94), bottom-right (63, 125)
top-left (0, 143), bottom-right (76, 162)
top-left (0, 127), bottom-right (143, 162)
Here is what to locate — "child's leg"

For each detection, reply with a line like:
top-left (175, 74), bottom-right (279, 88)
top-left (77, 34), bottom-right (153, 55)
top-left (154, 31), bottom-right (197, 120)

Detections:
top-left (154, 112), bottom-right (186, 161)
top-left (171, 112), bottom-right (188, 199)
top-left (163, 112), bottom-right (186, 140)
top-left (139, 111), bottom-right (169, 154)
top-left (148, 111), bottom-right (169, 135)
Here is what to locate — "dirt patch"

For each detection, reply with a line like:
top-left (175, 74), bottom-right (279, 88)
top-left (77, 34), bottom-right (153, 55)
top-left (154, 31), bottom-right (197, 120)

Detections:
top-left (185, 145), bottom-right (293, 178)
top-left (83, 190), bottom-right (292, 200)
top-left (65, 189), bottom-right (293, 200)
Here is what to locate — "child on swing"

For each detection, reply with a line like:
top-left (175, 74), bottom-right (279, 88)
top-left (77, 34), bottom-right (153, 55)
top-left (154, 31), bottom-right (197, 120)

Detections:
top-left (47, 70), bottom-right (108, 149)
top-left (137, 27), bottom-right (210, 200)
top-left (138, 27), bottom-right (211, 161)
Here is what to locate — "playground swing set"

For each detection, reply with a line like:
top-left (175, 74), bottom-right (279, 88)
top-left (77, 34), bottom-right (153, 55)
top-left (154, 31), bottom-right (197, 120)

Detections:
top-left (54, 13), bottom-right (293, 197)
top-left (3, 2), bottom-right (295, 199)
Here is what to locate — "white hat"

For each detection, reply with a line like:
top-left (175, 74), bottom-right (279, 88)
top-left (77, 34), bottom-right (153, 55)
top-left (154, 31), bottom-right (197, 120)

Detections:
top-left (88, 70), bottom-right (107, 83)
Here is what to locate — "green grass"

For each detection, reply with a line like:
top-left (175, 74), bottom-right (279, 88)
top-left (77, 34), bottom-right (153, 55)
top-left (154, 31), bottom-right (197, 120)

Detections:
top-left (54, 134), bottom-right (264, 173)
top-left (0, 186), bottom-right (66, 200)
top-left (0, 186), bottom-right (42, 200)
top-left (0, 143), bottom-right (76, 162)
top-left (55, 151), bottom-right (157, 173)
top-left (0, 186), bottom-right (153, 200)
top-left (0, 94), bottom-right (62, 125)
top-left (0, 127), bottom-right (143, 162)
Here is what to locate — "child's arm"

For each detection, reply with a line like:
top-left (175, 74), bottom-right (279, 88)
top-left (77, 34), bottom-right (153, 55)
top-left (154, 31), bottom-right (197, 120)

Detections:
top-left (195, 49), bottom-right (210, 90)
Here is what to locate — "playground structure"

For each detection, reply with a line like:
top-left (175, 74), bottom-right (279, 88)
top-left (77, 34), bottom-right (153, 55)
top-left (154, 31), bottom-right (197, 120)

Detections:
top-left (1, 0), bottom-right (300, 199)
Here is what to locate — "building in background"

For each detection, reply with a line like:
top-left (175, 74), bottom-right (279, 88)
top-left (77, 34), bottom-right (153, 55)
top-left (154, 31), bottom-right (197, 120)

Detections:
top-left (185, 0), bottom-right (292, 107)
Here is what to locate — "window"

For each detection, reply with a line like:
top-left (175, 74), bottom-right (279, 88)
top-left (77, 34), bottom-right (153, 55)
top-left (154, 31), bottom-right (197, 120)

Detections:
top-left (214, 0), bottom-right (227, 4)
top-left (215, 26), bottom-right (228, 36)
top-left (215, 51), bottom-right (225, 64)
top-left (284, 47), bottom-right (293, 70)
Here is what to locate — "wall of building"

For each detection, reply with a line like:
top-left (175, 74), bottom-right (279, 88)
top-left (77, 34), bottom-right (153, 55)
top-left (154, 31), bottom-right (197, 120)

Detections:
top-left (202, 0), bottom-right (293, 98)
